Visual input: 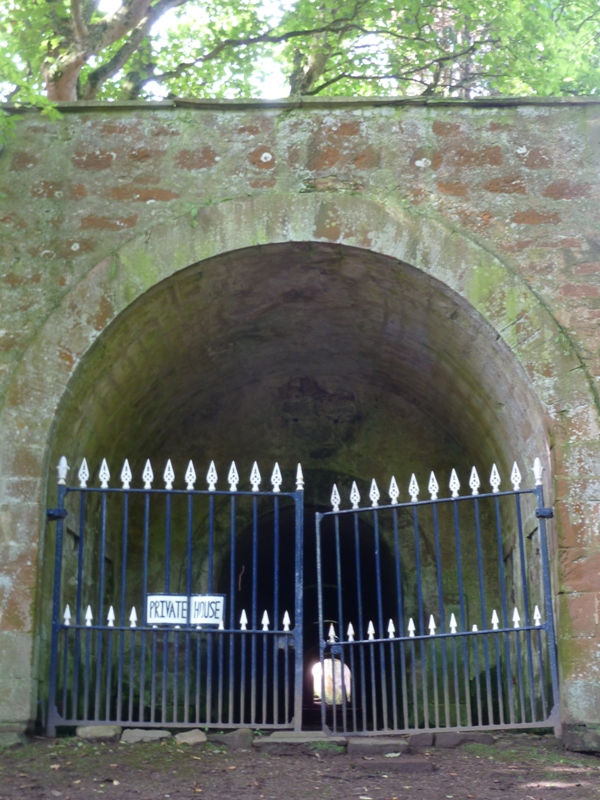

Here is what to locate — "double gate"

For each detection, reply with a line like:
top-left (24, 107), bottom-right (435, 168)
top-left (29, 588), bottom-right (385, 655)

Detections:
top-left (46, 457), bottom-right (559, 736)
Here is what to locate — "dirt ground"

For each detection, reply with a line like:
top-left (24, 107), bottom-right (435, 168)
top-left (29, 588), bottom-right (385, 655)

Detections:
top-left (0, 732), bottom-right (598, 800)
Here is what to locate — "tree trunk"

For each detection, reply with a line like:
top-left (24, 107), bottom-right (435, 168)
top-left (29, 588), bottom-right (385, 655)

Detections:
top-left (43, 55), bottom-right (87, 101)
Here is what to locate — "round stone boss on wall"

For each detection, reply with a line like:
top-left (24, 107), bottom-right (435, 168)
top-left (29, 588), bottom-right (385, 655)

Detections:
top-left (0, 191), bottom-right (595, 732)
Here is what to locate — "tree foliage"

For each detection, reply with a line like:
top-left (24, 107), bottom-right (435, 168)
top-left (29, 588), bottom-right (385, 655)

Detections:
top-left (1, 0), bottom-right (600, 125)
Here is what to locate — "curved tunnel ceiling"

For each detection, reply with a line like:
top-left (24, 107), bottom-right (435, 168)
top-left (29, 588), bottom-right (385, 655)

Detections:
top-left (50, 242), bottom-right (548, 498)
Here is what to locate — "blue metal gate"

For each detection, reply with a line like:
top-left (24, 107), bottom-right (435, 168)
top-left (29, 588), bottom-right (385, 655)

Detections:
top-left (315, 460), bottom-right (559, 735)
top-left (46, 458), bottom-right (304, 735)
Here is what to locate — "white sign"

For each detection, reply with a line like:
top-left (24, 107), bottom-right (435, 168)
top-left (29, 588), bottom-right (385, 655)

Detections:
top-left (189, 595), bottom-right (225, 626)
top-left (146, 594), bottom-right (225, 626)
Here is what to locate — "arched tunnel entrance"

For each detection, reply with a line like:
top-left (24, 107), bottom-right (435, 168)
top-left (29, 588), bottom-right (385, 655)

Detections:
top-left (42, 240), bottom-right (552, 733)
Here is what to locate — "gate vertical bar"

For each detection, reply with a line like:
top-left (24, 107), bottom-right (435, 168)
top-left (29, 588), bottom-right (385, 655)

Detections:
top-left (514, 491), bottom-right (537, 721)
top-left (392, 506), bottom-right (409, 730)
top-left (472, 492), bottom-right (493, 725)
top-left (293, 468), bottom-right (304, 731)
top-left (47, 458), bottom-right (68, 737)
top-left (72, 485), bottom-right (86, 724)
top-left (533, 460), bottom-right (560, 717)
top-left (373, 507), bottom-right (388, 731)
top-left (316, 511), bottom-right (325, 731)
top-left (94, 481), bottom-right (108, 720)
top-left (272, 494), bottom-right (280, 724)
top-left (116, 487), bottom-right (130, 724)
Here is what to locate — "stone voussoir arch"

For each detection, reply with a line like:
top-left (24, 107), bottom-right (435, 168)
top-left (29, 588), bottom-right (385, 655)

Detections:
top-left (0, 190), bottom-right (590, 526)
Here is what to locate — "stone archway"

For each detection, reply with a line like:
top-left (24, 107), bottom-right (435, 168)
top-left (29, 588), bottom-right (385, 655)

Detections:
top-left (0, 193), bottom-right (594, 730)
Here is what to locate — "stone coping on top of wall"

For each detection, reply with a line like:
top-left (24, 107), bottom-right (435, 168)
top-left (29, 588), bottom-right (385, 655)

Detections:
top-left (5, 95), bottom-right (600, 114)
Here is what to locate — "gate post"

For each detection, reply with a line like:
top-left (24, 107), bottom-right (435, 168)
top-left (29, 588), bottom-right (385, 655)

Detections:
top-left (46, 457), bottom-right (69, 736)
top-left (293, 467), bottom-right (304, 731)
top-left (533, 458), bottom-right (560, 730)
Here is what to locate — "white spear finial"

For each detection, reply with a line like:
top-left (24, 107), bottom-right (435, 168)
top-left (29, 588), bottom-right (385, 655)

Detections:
top-left (250, 462), bottom-right (261, 492)
top-left (408, 474), bottom-right (419, 503)
top-left (449, 469), bottom-right (460, 498)
top-left (107, 606), bottom-right (115, 627)
top-left (283, 611), bottom-right (291, 632)
top-left (261, 611), bottom-right (270, 631)
top-left (328, 623), bottom-right (337, 643)
top-left (350, 481), bottom-right (361, 510)
top-left (490, 464), bottom-right (501, 493)
top-left (388, 619), bottom-right (395, 639)
top-left (142, 459), bottom-right (154, 489)
top-left (85, 605), bottom-right (93, 627)
top-left (533, 457), bottom-right (544, 486)
top-left (296, 464), bottom-right (304, 491)
top-left (369, 479), bottom-right (380, 507)
top-left (120, 459), bottom-right (132, 490)
top-left (472, 624), bottom-right (479, 632)
top-left (347, 622), bottom-right (355, 641)
top-left (428, 472), bottom-right (439, 500)
top-left (511, 462), bottom-right (522, 491)
top-left (367, 621), bottom-right (375, 640)
top-left (408, 618), bottom-right (416, 637)
top-left (513, 608), bottom-right (521, 628)
top-left (185, 461), bottom-right (197, 491)
top-left (57, 456), bottom-right (69, 486)
top-left (218, 620), bottom-right (224, 630)
top-left (99, 459), bottom-right (110, 489)
top-left (469, 467), bottom-right (480, 496)
top-left (164, 460), bottom-right (175, 491)
top-left (389, 476), bottom-right (399, 504)
top-left (534, 605), bottom-right (542, 626)
top-left (228, 461), bottom-right (239, 492)
top-left (271, 463), bottom-right (282, 493)
top-left (491, 609), bottom-right (499, 630)
top-left (331, 484), bottom-right (341, 512)
top-left (129, 607), bottom-right (137, 628)
top-left (206, 461), bottom-right (218, 492)
top-left (63, 604), bottom-right (71, 626)
top-left (240, 610), bottom-right (248, 630)
top-left (449, 613), bottom-right (458, 634)
top-left (78, 459), bottom-right (89, 489)
top-left (428, 615), bottom-right (436, 635)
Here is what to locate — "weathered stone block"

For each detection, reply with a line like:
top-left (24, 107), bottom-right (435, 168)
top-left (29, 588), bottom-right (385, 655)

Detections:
top-left (408, 732), bottom-right (434, 749)
top-left (121, 728), bottom-right (172, 743)
top-left (347, 737), bottom-right (408, 756)
top-left (434, 732), bottom-right (464, 748)
top-left (76, 725), bottom-right (122, 741)
top-left (0, 732), bottom-right (27, 749)
top-left (560, 592), bottom-right (600, 638)
top-left (174, 729), bottom-right (207, 745)
top-left (563, 724), bottom-right (600, 754)
top-left (253, 734), bottom-right (346, 756)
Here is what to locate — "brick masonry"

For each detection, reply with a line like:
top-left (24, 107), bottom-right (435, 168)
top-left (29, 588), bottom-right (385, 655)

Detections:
top-left (0, 97), bottom-right (599, 732)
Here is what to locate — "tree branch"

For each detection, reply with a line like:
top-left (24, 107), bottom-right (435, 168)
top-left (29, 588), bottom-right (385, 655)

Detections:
top-left (306, 39), bottom-right (498, 96)
top-left (134, 19), bottom-right (362, 87)
top-left (95, 0), bottom-right (154, 50)
top-left (82, 21), bottom-right (153, 97)
top-left (82, 0), bottom-right (190, 97)
top-left (71, 0), bottom-right (89, 44)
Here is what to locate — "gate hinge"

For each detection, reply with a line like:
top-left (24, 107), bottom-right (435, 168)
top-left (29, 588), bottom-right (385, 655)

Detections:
top-left (47, 508), bottom-right (68, 521)
top-left (536, 507), bottom-right (554, 519)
